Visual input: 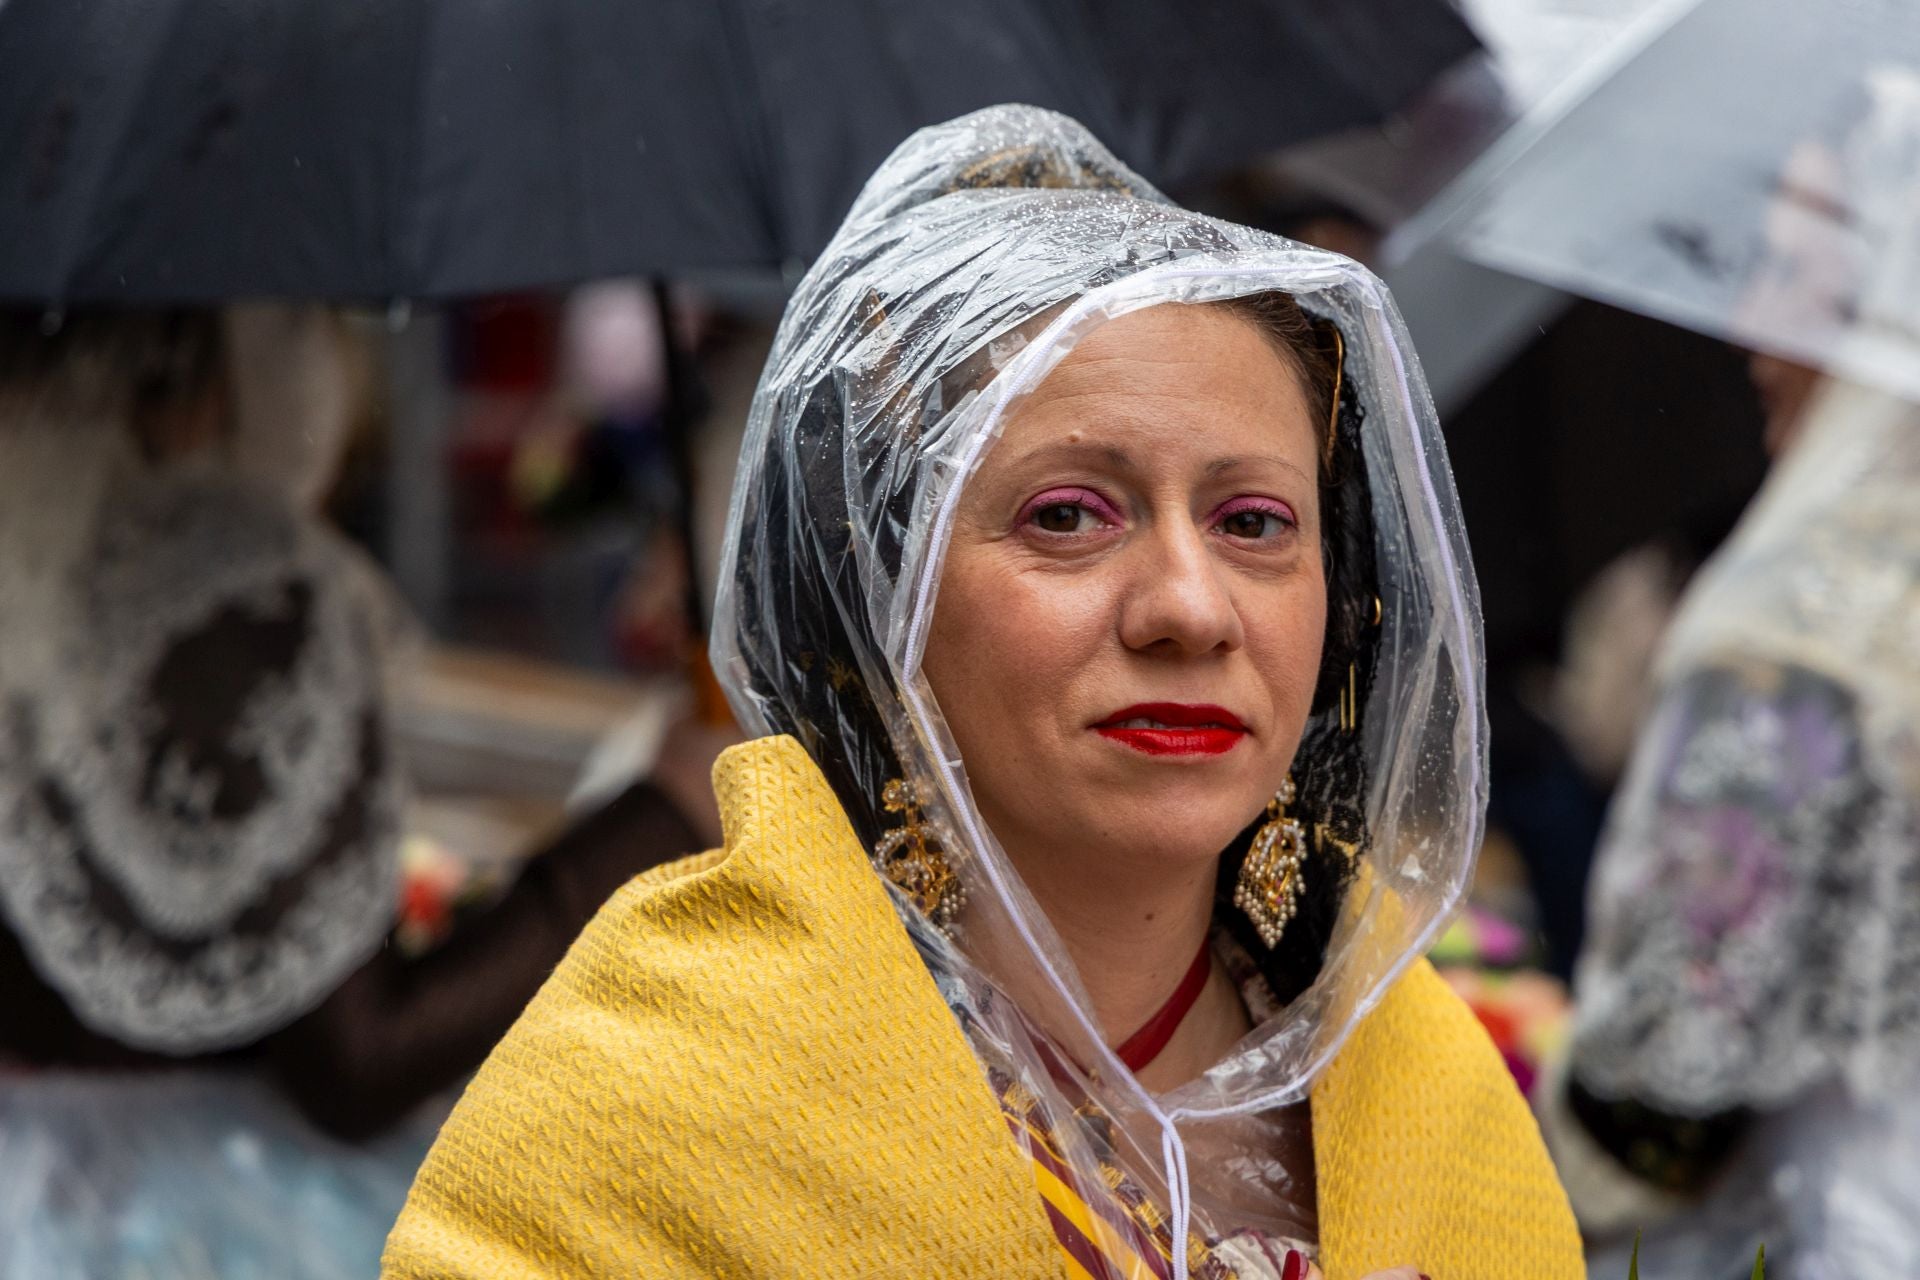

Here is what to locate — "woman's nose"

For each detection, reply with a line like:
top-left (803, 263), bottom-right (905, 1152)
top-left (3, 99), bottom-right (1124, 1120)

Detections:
top-left (1116, 521), bottom-right (1244, 656)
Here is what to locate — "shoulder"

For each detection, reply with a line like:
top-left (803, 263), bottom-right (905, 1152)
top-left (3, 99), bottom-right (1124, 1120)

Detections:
top-left (383, 735), bottom-right (1055, 1279)
top-left (1313, 958), bottom-right (1585, 1280)
top-left (380, 842), bottom-right (761, 1277)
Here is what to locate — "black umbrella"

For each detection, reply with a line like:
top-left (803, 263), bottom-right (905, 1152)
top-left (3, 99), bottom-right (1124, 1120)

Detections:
top-left (0, 0), bottom-right (1477, 304)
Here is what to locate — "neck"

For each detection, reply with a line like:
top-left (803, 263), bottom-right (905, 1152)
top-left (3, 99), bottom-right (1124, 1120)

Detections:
top-left (990, 842), bottom-right (1251, 1090)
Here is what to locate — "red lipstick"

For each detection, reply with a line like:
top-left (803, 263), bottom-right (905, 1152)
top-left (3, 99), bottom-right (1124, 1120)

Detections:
top-left (1093, 703), bottom-right (1248, 756)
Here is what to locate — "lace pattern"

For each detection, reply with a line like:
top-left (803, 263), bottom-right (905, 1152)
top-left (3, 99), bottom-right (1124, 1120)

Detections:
top-left (1576, 662), bottom-right (1920, 1114)
top-left (1573, 392), bottom-right (1920, 1114)
top-left (0, 427), bottom-right (403, 1053)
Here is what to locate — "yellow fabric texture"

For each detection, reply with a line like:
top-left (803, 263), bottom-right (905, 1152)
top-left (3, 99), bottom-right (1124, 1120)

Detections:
top-left (1311, 960), bottom-right (1582, 1278)
top-left (384, 736), bottom-right (1582, 1280)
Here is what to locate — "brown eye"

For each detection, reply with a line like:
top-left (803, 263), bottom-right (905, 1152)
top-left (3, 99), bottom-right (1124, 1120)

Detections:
top-left (1032, 503), bottom-right (1084, 533)
top-left (1223, 510), bottom-right (1272, 538)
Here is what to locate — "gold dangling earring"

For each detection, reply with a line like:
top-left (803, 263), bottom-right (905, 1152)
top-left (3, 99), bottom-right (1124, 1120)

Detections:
top-left (872, 778), bottom-right (966, 934)
top-left (1235, 775), bottom-right (1308, 949)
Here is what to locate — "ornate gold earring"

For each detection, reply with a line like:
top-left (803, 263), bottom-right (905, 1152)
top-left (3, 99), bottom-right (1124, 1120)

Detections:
top-left (872, 778), bottom-right (966, 934)
top-left (1235, 775), bottom-right (1308, 949)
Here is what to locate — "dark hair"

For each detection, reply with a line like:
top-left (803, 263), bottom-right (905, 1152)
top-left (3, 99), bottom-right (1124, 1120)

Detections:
top-left (0, 308), bottom-right (226, 406)
top-left (0, 309), bottom-right (231, 465)
top-left (1210, 292), bottom-right (1380, 1005)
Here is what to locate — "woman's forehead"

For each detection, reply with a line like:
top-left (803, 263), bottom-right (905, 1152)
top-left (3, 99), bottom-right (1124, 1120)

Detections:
top-left (984, 306), bottom-right (1316, 462)
top-left (983, 432), bottom-right (1317, 493)
top-left (1023, 304), bottom-right (1296, 391)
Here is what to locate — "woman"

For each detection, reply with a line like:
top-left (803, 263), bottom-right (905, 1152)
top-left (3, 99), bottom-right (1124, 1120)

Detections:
top-left (0, 307), bottom-right (707, 1277)
top-left (1542, 381), bottom-right (1920, 1279)
top-left (385, 107), bottom-right (1580, 1279)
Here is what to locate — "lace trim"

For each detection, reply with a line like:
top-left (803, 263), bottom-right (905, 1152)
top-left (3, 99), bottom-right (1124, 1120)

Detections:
top-left (0, 439), bottom-right (402, 1052)
top-left (1573, 661), bottom-right (1920, 1112)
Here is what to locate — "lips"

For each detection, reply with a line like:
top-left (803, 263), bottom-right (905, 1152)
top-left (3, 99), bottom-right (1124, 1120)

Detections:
top-left (1093, 702), bottom-right (1248, 756)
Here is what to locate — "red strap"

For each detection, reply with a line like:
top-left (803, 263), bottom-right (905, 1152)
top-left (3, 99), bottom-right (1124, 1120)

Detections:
top-left (1114, 936), bottom-right (1214, 1074)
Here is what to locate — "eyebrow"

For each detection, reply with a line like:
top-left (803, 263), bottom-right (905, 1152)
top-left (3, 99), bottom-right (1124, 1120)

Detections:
top-left (1000, 439), bottom-right (1314, 486)
top-left (1205, 454), bottom-right (1315, 485)
top-left (999, 439), bottom-right (1135, 470)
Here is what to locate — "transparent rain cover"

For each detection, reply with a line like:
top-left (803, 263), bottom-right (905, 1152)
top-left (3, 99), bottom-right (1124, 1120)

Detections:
top-left (713, 106), bottom-right (1485, 1265)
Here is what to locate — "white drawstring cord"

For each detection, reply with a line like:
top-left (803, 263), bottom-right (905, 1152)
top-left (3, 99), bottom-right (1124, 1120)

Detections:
top-left (1160, 1120), bottom-right (1193, 1280)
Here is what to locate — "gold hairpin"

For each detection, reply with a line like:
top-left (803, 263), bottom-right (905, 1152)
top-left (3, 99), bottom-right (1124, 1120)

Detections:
top-left (1323, 325), bottom-right (1346, 469)
top-left (1339, 596), bottom-right (1382, 733)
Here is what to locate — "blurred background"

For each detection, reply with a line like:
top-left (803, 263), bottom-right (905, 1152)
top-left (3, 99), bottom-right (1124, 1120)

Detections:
top-left (1, 0), bottom-right (1914, 1275)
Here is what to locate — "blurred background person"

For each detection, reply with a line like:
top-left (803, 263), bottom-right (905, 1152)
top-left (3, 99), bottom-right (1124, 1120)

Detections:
top-left (1538, 62), bottom-right (1920, 1279)
top-left (0, 307), bottom-right (721, 1278)
top-left (1543, 374), bottom-right (1920, 1280)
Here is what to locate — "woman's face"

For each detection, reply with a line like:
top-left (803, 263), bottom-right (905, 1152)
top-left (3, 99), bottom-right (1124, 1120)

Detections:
top-left (923, 302), bottom-right (1327, 887)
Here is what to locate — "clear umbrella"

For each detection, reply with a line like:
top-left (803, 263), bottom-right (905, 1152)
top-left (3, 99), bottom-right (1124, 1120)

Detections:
top-left (1272, 0), bottom-right (1681, 234)
top-left (1399, 0), bottom-right (1920, 403)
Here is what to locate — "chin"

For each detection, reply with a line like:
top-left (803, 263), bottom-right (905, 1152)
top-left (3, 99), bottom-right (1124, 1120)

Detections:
top-left (1110, 817), bottom-right (1250, 871)
top-left (1084, 782), bottom-right (1263, 867)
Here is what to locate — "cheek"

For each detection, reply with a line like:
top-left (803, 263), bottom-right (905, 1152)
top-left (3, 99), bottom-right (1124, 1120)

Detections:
top-left (1246, 578), bottom-right (1328, 737)
top-left (921, 548), bottom-right (1110, 747)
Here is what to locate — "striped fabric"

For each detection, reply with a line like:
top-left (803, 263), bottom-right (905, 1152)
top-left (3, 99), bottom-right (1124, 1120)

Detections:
top-left (992, 1068), bottom-right (1276, 1280)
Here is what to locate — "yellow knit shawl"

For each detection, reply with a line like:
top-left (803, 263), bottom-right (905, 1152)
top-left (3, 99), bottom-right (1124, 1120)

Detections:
top-left (384, 736), bottom-right (1581, 1279)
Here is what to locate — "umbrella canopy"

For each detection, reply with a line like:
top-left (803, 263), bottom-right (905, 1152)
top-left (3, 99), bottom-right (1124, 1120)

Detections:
top-left (0, 0), bottom-right (1477, 304)
top-left (1402, 0), bottom-right (1920, 402)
